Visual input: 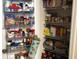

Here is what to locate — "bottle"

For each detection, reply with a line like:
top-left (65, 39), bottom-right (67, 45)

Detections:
top-left (55, 0), bottom-right (62, 7)
top-left (15, 54), bottom-right (20, 59)
top-left (60, 28), bottom-right (64, 37)
top-left (23, 38), bottom-right (26, 44)
top-left (19, 3), bottom-right (23, 11)
top-left (50, 27), bottom-right (56, 37)
top-left (22, 31), bottom-right (25, 37)
top-left (56, 28), bottom-right (60, 37)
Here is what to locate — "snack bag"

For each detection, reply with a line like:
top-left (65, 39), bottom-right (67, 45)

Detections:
top-left (43, 27), bottom-right (51, 36)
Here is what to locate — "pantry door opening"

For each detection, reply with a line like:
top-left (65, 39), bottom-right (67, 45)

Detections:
top-left (40, 0), bottom-right (76, 59)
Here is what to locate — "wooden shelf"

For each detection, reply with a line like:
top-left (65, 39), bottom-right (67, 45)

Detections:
top-left (45, 7), bottom-right (72, 10)
top-left (45, 36), bottom-right (65, 42)
top-left (45, 7), bottom-right (72, 16)
top-left (45, 7), bottom-right (64, 10)
top-left (45, 22), bottom-right (71, 28)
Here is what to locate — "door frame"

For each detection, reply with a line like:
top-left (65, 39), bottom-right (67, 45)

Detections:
top-left (69, 0), bottom-right (77, 59)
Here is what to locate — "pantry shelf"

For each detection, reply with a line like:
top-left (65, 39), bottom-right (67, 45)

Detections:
top-left (7, 46), bottom-right (25, 53)
top-left (44, 7), bottom-right (72, 16)
top-left (45, 7), bottom-right (72, 11)
top-left (7, 48), bottom-right (28, 53)
top-left (7, 37), bottom-right (25, 41)
top-left (44, 48), bottom-right (67, 53)
top-left (6, 0), bottom-right (32, 2)
top-left (5, 25), bottom-right (33, 29)
top-left (45, 36), bottom-right (66, 41)
top-left (45, 23), bottom-right (71, 28)
top-left (6, 43), bottom-right (31, 53)
top-left (4, 11), bottom-right (34, 14)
